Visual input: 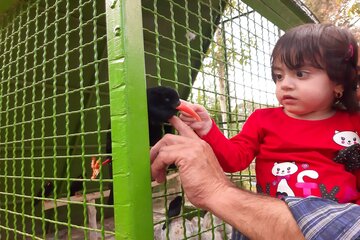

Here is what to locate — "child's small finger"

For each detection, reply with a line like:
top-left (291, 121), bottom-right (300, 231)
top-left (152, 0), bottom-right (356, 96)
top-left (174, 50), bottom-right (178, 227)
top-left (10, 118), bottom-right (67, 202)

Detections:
top-left (179, 113), bottom-right (196, 122)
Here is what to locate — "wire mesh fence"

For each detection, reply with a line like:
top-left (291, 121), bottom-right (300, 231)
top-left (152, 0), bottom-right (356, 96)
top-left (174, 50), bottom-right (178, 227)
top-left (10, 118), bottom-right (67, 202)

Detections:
top-left (143, 1), bottom-right (282, 239)
top-left (0, 0), bottom-right (313, 239)
top-left (0, 0), bottom-right (112, 239)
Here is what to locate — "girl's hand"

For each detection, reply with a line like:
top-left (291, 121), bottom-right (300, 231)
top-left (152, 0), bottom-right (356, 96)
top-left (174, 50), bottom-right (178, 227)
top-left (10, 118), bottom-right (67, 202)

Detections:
top-left (178, 101), bottom-right (212, 137)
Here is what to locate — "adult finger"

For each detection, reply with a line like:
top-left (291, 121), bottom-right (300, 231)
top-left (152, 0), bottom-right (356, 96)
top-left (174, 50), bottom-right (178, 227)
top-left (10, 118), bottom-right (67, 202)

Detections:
top-left (149, 133), bottom-right (192, 163)
top-left (152, 140), bottom-right (231, 208)
top-left (168, 116), bottom-right (199, 139)
top-left (150, 144), bottom-right (186, 182)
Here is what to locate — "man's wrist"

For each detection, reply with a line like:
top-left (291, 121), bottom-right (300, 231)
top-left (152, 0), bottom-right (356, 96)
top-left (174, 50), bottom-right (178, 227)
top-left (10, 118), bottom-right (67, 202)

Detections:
top-left (204, 184), bottom-right (244, 218)
top-left (204, 185), bottom-right (305, 240)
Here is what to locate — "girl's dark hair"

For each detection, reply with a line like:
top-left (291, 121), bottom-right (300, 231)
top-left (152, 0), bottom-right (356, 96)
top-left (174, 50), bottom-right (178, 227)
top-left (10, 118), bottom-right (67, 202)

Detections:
top-left (271, 23), bottom-right (359, 112)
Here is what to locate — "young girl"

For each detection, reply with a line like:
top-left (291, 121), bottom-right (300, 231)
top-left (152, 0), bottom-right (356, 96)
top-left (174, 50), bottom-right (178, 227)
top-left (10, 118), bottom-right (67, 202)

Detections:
top-left (180, 23), bottom-right (360, 205)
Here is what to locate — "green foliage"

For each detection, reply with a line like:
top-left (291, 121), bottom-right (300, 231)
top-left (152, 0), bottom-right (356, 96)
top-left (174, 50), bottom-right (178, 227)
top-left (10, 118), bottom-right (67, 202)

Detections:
top-left (303, 0), bottom-right (360, 38)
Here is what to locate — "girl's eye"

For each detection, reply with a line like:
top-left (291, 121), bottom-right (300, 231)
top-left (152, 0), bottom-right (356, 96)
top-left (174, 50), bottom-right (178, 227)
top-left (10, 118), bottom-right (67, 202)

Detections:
top-left (295, 70), bottom-right (310, 78)
top-left (296, 71), bottom-right (305, 78)
top-left (273, 73), bottom-right (283, 81)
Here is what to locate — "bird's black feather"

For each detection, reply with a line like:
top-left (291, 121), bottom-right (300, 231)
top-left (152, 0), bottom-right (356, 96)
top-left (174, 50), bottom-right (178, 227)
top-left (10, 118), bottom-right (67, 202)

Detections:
top-left (70, 174), bottom-right (84, 196)
top-left (147, 86), bottom-right (180, 124)
top-left (162, 196), bottom-right (183, 230)
top-left (106, 86), bottom-right (181, 205)
top-left (106, 86), bottom-right (180, 149)
top-left (107, 183), bottom-right (114, 205)
top-left (106, 130), bottom-right (114, 205)
top-left (147, 86), bottom-right (181, 146)
top-left (34, 181), bottom-right (54, 206)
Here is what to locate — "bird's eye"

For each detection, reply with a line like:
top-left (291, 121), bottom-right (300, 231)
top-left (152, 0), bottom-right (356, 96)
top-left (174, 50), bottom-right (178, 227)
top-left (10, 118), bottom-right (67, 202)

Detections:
top-left (164, 97), bottom-right (170, 102)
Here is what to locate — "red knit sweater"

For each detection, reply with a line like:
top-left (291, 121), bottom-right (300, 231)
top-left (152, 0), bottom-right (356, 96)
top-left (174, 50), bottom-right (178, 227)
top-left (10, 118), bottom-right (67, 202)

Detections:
top-left (202, 107), bottom-right (360, 204)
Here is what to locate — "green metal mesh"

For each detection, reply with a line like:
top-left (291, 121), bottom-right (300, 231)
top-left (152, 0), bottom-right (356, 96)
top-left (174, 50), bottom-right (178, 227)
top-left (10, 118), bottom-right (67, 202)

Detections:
top-left (143, 0), bottom-right (283, 239)
top-left (0, 0), bottom-right (313, 239)
top-left (0, 0), bottom-right (113, 239)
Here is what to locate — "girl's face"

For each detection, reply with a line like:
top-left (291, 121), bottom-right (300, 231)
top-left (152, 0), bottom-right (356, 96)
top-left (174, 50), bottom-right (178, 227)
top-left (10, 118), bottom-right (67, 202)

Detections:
top-left (273, 61), bottom-right (339, 120)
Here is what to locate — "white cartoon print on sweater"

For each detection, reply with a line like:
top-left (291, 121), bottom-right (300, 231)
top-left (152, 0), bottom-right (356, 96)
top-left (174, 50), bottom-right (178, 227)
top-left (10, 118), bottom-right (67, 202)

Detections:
top-left (272, 162), bottom-right (298, 197)
top-left (333, 130), bottom-right (359, 147)
top-left (272, 162), bottom-right (320, 198)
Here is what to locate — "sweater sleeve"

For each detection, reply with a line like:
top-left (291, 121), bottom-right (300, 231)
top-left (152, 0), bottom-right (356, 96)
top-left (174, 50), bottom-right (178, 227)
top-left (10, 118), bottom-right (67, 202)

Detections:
top-left (202, 110), bottom-right (262, 173)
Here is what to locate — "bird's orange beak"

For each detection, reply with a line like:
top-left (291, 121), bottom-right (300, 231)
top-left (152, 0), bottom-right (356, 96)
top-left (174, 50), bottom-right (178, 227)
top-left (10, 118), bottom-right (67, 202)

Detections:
top-left (176, 102), bottom-right (201, 121)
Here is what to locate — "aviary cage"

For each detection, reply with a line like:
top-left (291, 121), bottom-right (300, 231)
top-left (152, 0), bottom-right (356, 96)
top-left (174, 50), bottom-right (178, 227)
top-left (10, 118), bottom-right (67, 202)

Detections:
top-left (0, 0), bottom-right (316, 239)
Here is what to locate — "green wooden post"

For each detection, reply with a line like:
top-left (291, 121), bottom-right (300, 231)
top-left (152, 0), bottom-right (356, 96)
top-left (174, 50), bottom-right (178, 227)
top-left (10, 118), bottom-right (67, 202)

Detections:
top-left (106, 0), bottom-right (154, 239)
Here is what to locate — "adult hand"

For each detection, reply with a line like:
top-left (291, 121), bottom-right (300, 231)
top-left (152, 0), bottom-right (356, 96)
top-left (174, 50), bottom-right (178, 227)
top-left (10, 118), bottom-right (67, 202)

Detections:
top-left (150, 116), bottom-right (232, 209)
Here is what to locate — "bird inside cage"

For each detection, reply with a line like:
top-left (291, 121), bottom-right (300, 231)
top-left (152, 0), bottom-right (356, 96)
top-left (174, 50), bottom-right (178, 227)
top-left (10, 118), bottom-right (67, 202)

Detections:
top-left (93, 86), bottom-right (201, 205)
top-left (153, 195), bottom-right (196, 240)
top-left (34, 181), bottom-right (54, 207)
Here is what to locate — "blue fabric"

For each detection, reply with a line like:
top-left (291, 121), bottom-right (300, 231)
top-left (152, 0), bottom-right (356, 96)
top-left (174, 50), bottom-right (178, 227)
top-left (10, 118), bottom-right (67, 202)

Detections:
top-left (231, 228), bottom-right (249, 240)
top-left (284, 196), bottom-right (360, 240)
top-left (232, 197), bottom-right (360, 240)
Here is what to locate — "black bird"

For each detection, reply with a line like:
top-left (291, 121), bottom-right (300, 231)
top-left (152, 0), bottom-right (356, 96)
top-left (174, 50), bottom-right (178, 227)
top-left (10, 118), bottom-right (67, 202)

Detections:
top-left (106, 130), bottom-right (114, 205)
top-left (106, 86), bottom-right (199, 148)
top-left (70, 174), bottom-right (84, 196)
top-left (105, 86), bottom-right (200, 205)
top-left (147, 86), bottom-right (183, 145)
top-left (162, 196), bottom-right (183, 230)
top-left (146, 86), bottom-right (200, 168)
top-left (107, 182), bottom-right (114, 205)
top-left (34, 181), bottom-right (54, 206)
top-left (145, 86), bottom-right (200, 145)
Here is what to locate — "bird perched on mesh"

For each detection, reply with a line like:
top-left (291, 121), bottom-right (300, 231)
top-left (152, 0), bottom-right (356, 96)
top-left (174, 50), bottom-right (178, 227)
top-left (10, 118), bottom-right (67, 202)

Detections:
top-left (106, 86), bottom-right (200, 148)
top-left (104, 86), bottom-right (200, 204)
top-left (146, 86), bottom-right (200, 146)
top-left (162, 195), bottom-right (183, 230)
top-left (154, 195), bottom-right (197, 240)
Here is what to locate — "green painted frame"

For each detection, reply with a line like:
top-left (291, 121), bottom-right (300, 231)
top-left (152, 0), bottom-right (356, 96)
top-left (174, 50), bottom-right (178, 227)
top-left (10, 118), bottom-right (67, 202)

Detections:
top-left (242, 0), bottom-right (318, 30)
top-left (106, 0), bottom-right (154, 239)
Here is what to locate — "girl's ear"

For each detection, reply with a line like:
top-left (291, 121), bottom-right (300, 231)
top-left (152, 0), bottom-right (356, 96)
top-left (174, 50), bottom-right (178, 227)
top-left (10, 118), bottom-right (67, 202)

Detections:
top-left (334, 84), bottom-right (344, 95)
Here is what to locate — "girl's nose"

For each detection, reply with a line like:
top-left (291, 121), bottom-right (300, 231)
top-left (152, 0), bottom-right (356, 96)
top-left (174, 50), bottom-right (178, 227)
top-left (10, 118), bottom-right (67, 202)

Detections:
top-left (280, 75), bottom-right (295, 90)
